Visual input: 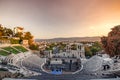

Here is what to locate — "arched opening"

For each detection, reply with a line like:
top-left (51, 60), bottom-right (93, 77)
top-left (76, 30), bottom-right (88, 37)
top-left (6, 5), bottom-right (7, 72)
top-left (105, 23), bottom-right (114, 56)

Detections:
top-left (103, 65), bottom-right (110, 70)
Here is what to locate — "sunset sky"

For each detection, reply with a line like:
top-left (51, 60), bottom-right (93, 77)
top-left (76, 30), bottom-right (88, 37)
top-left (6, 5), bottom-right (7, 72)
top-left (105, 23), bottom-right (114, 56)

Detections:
top-left (0, 0), bottom-right (120, 39)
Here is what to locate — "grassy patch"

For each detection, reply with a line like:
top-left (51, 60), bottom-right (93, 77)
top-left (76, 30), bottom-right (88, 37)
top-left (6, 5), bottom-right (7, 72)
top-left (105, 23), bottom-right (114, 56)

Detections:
top-left (0, 50), bottom-right (10, 56)
top-left (2, 47), bottom-right (20, 54)
top-left (13, 46), bottom-right (28, 52)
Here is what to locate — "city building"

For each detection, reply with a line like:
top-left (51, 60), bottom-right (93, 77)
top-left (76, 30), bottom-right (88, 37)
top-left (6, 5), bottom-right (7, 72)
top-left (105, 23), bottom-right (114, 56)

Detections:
top-left (48, 43), bottom-right (85, 58)
top-left (22, 40), bottom-right (29, 47)
top-left (13, 27), bottom-right (24, 34)
top-left (43, 43), bottom-right (85, 73)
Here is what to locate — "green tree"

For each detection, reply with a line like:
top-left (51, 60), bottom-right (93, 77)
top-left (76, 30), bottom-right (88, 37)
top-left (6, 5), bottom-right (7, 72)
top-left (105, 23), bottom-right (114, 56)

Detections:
top-left (58, 42), bottom-right (66, 50)
top-left (29, 44), bottom-right (39, 50)
top-left (0, 25), bottom-right (4, 38)
top-left (14, 32), bottom-right (23, 43)
top-left (49, 43), bottom-right (56, 49)
top-left (23, 32), bottom-right (33, 39)
top-left (71, 44), bottom-right (77, 50)
top-left (85, 46), bottom-right (92, 57)
top-left (90, 47), bottom-right (99, 55)
top-left (3, 28), bottom-right (13, 36)
top-left (101, 25), bottom-right (120, 57)
top-left (90, 42), bottom-right (102, 55)
top-left (23, 32), bottom-right (33, 45)
top-left (14, 32), bottom-right (23, 39)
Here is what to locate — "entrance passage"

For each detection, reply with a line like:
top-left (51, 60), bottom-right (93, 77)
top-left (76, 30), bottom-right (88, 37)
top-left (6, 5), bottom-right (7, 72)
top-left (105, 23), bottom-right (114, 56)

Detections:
top-left (51, 69), bottom-right (62, 75)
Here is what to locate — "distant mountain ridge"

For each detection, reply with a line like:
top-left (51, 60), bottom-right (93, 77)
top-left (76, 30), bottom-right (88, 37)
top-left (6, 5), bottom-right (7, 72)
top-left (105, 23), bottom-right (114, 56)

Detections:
top-left (35, 36), bottom-right (101, 42)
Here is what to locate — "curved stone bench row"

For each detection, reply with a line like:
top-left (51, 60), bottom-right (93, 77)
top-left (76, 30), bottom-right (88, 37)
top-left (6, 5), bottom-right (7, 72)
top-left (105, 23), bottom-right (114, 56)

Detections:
top-left (4, 51), bottom-right (32, 65)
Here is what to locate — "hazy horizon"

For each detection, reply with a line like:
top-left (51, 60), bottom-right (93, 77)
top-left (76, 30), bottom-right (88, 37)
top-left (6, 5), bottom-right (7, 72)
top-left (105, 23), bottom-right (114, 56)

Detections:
top-left (36, 36), bottom-right (101, 40)
top-left (0, 0), bottom-right (120, 39)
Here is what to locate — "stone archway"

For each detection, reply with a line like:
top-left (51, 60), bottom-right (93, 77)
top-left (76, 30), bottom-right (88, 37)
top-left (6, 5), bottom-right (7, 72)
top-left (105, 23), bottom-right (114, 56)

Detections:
top-left (103, 64), bottom-right (110, 70)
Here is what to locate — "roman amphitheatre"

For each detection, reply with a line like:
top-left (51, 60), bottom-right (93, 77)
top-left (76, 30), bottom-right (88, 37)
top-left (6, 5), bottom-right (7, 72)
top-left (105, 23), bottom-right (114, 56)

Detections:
top-left (0, 26), bottom-right (120, 80)
top-left (0, 42), bottom-right (120, 80)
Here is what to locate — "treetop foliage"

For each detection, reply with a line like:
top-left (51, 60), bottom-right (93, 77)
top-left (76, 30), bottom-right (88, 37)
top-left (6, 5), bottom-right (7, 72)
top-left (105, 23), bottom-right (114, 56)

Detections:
top-left (101, 25), bottom-right (120, 57)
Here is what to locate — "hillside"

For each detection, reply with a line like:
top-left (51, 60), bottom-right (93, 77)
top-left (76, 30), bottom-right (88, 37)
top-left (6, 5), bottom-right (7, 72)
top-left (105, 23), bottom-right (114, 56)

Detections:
top-left (35, 36), bottom-right (101, 42)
